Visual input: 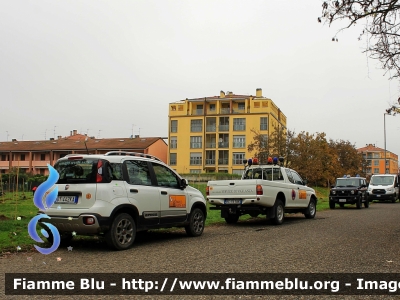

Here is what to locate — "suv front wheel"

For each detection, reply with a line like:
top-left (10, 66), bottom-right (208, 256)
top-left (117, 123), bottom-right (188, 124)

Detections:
top-left (105, 213), bottom-right (136, 250)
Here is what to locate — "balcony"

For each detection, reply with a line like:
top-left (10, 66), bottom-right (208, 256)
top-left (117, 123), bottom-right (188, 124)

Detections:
top-left (233, 109), bottom-right (245, 114)
top-left (219, 125), bottom-right (229, 131)
top-left (218, 159), bottom-right (229, 165)
top-left (233, 159), bottom-right (245, 165)
top-left (205, 159), bottom-right (216, 165)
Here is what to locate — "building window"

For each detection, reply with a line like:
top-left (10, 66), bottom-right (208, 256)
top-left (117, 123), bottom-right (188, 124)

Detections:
top-left (171, 105), bottom-right (176, 111)
top-left (232, 152), bottom-right (246, 165)
top-left (218, 150), bottom-right (229, 165)
top-left (374, 168), bottom-right (379, 173)
top-left (260, 117), bottom-right (268, 130)
top-left (209, 104), bottom-right (216, 111)
top-left (170, 153), bottom-right (177, 165)
top-left (233, 118), bottom-right (245, 131)
top-left (40, 154), bottom-right (46, 161)
top-left (191, 119), bottom-right (203, 132)
top-left (170, 137), bottom-right (177, 149)
top-left (20, 154), bottom-right (25, 161)
top-left (178, 105), bottom-right (183, 111)
top-left (1, 155), bottom-right (7, 161)
top-left (190, 169), bottom-right (201, 174)
top-left (374, 160), bottom-right (379, 166)
top-left (262, 101), bottom-right (268, 107)
top-left (232, 169), bottom-right (244, 176)
top-left (190, 136), bottom-right (202, 148)
top-left (374, 153), bottom-right (380, 158)
top-left (205, 150), bottom-right (216, 165)
top-left (171, 120), bottom-right (178, 133)
top-left (238, 102), bottom-right (245, 110)
top-left (190, 153), bottom-right (202, 165)
top-left (385, 160), bottom-right (389, 166)
top-left (233, 135), bottom-right (245, 148)
top-left (260, 135), bottom-right (268, 148)
top-left (254, 102), bottom-right (260, 108)
top-left (219, 117), bottom-right (229, 131)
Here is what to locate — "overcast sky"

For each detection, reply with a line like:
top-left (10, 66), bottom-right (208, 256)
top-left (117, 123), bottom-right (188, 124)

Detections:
top-left (1, 1), bottom-right (399, 157)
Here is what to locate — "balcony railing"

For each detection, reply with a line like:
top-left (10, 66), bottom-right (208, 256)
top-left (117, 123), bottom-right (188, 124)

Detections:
top-left (205, 159), bottom-right (216, 165)
top-left (206, 125), bottom-right (216, 132)
top-left (220, 108), bottom-right (230, 114)
top-left (170, 160), bottom-right (177, 165)
top-left (232, 159), bottom-right (245, 165)
top-left (219, 125), bottom-right (229, 131)
top-left (193, 109), bottom-right (204, 115)
top-left (218, 159), bottom-right (229, 165)
top-left (205, 142), bottom-right (216, 148)
top-left (190, 143), bottom-right (202, 149)
top-left (190, 159), bottom-right (202, 165)
top-left (218, 142), bottom-right (229, 148)
top-left (233, 109), bottom-right (245, 114)
top-left (233, 124), bottom-right (246, 131)
top-left (233, 142), bottom-right (245, 148)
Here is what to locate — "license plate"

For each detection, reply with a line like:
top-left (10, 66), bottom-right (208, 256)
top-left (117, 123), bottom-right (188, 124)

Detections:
top-left (339, 199), bottom-right (346, 202)
top-left (377, 195), bottom-right (381, 197)
top-left (224, 199), bottom-right (241, 204)
top-left (56, 196), bottom-right (78, 204)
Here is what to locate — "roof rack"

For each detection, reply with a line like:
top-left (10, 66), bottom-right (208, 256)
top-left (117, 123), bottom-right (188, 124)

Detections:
top-left (104, 151), bottom-right (161, 161)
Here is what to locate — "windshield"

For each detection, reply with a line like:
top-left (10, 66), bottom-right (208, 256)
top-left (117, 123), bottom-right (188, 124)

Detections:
top-left (335, 178), bottom-right (361, 187)
top-left (370, 176), bottom-right (394, 186)
top-left (54, 159), bottom-right (98, 184)
top-left (243, 167), bottom-right (284, 181)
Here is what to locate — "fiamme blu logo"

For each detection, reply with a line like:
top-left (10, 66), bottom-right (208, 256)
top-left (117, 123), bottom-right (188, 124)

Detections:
top-left (27, 164), bottom-right (60, 254)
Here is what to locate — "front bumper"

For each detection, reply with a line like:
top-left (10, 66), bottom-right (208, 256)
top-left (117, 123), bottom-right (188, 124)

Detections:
top-left (367, 193), bottom-right (395, 201)
top-left (329, 196), bottom-right (359, 204)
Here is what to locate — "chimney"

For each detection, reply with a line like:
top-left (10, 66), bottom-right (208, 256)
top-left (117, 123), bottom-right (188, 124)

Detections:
top-left (256, 88), bottom-right (262, 97)
top-left (73, 130), bottom-right (77, 135)
top-left (220, 90), bottom-right (225, 98)
top-left (228, 91), bottom-right (233, 96)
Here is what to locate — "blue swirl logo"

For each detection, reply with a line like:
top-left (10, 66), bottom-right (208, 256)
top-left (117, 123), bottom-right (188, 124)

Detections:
top-left (28, 164), bottom-right (60, 255)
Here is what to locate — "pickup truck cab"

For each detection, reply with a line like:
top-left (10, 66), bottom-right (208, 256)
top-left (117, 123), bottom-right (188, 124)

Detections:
top-left (206, 157), bottom-right (317, 225)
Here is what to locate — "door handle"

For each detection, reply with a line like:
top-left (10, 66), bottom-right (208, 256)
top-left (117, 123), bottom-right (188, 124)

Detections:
top-left (161, 191), bottom-right (167, 195)
top-left (130, 189), bottom-right (138, 193)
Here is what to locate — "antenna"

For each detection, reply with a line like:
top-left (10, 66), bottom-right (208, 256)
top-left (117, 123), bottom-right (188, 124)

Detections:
top-left (98, 130), bottom-right (102, 138)
top-left (87, 129), bottom-right (89, 136)
top-left (53, 126), bottom-right (56, 139)
top-left (131, 124), bottom-right (135, 138)
top-left (44, 129), bottom-right (47, 140)
top-left (6, 131), bottom-right (9, 141)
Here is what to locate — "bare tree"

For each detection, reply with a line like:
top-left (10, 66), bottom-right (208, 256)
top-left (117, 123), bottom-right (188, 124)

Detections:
top-left (319, 0), bottom-right (400, 79)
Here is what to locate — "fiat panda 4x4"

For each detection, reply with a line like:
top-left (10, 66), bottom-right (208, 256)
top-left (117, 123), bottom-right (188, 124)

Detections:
top-left (39, 151), bottom-right (207, 250)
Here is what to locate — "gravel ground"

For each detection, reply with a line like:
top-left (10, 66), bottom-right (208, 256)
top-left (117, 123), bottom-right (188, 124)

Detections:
top-left (1, 201), bottom-right (400, 299)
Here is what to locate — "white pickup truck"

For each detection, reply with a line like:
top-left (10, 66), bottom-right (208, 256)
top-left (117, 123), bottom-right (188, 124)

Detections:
top-left (206, 159), bottom-right (317, 225)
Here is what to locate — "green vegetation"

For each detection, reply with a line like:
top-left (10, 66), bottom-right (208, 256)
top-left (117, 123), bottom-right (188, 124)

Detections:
top-left (0, 185), bottom-right (330, 252)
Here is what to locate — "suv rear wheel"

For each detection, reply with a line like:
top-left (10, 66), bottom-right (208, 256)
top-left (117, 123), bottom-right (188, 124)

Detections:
top-left (185, 208), bottom-right (205, 236)
top-left (105, 213), bottom-right (136, 250)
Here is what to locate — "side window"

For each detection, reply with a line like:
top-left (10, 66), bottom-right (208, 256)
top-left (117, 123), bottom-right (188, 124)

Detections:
top-left (285, 169), bottom-right (294, 184)
top-left (125, 160), bottom-right (152, 186)
top-left (152, 163), bottom-right (180, 188)
top-left (290, 170), bottom-right (304, 185)
top-left (110, 163), bottom-right (123, 180)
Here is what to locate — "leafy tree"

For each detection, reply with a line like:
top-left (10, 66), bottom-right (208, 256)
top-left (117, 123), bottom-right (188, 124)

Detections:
top-left (319, 0), bottom-right (400, 79)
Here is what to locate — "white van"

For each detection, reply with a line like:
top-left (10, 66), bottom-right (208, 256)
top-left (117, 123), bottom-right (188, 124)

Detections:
top-left (367, 174), bottom-right (400, 202)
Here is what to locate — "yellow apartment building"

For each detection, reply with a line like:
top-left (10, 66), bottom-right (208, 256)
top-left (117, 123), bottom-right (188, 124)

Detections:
top-left (358, 144), bottom-right (399, 175)
top-left (168, 88), bottom-right (287, 174)
top-left (0, 130), bottom-right (168, 175)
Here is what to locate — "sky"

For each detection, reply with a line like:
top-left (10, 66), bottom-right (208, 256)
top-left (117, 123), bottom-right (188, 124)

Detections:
top-left (1, 0), bottom-right (400, 158)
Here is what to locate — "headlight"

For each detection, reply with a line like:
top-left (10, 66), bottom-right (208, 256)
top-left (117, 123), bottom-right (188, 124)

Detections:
top-left (386, 187), bottom-right (394, 192)
top-left (368, 187), bottom-right (372, 192)
top-left (332, 191), bottom-right (336, 195)
top-left (351, 190), bottom-right (355, 194)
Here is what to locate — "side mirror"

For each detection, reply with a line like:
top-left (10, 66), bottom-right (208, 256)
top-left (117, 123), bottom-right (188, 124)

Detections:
top-left (181, 178), bottom-right (188, 189)
top-left (303, 179), bottom-right (308, 185)
top-left (330, 185), bottom-right (335, 189)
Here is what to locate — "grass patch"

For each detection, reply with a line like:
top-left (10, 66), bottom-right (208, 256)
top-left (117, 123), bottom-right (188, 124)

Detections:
top-left (0, 185), bottom-right (330, 252)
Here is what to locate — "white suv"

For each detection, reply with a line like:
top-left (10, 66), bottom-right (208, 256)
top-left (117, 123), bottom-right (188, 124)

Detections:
top-left (39, 151), bottom-right (207, 250)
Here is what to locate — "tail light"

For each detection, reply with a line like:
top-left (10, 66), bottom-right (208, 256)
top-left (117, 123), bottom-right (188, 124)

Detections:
top-left (206, 186), bottom-right (210, 196)
top-left (256, 184), bottom-right (263, 195)
top-left (96, 160), bottom-right (103, 183)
